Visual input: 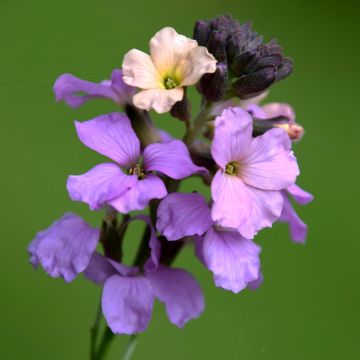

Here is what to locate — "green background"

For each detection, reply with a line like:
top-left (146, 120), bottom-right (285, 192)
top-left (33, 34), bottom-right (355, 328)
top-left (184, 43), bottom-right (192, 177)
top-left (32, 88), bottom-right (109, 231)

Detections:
top-left (1, 0), bottom-right (359, 359)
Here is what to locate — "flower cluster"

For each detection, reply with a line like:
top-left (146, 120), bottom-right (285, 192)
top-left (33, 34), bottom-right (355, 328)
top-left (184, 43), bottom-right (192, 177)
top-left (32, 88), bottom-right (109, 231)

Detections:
top-left (29, 16), bottom-right (313, 339)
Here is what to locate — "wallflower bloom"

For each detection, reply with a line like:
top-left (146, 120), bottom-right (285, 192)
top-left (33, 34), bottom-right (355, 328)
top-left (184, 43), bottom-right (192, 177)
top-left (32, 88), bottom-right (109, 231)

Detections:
top-left (54, 69), bottom-right (136, 108)
top-left (122, 27), bottom-right (217, 113)
top-left (157, 193), bottom-right (261, 293)
top-left (28, 213), bottom-right (99, 282)
top-left (280, 184), bottom-right (314, 243)
top-left (67, 113), bottom-right (205, 213)
top-left (85, 216), bottom-right (204, 334)
top-left (211, 107), bottom-right (299, 239)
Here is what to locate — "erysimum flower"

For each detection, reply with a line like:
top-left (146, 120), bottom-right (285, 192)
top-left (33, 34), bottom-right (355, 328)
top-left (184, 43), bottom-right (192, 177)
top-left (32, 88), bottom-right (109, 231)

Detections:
top-left (280, 184), bottom-right (314, 243)
top-left (157, 193), bottom-right (261, 293)
top-left (122, 27), bottom-right (217, 113)
top-left (84, 216), bottom-right (204, 334)
top-left (53, 69), bottom-right (136, 108)
top-left (211, 107), bottom-right (300, 239)
top-left (28, 213), bottom-right (99, 282)
top-left (67, 112), bottom-right (206, 213)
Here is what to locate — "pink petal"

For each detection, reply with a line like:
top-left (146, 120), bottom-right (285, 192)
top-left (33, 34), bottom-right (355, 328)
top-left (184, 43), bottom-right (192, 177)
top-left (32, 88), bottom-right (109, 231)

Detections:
top-left (202, 227), bottom-right (261, 293)
top-left (239, 186), bottom-right (284, 239)
top-left (157, 193), bottom-right (212, 240)
top-left (287, 184), bottom-right (314, 205)
top-left (241, 127), bottom-right (299, 190)
top-left (75, 113), bottom-right (140, 168)
top-left (109, 174), bottom-right (167, 213)
top-left (179, 46), bottom-right (217, 86)
top-left (149, 27), bottom-right (198, 77)
top-left (211, 107), bottom-right (253, 168)
top-left (132, 88), bottom-right (183, 113)
top-left (67, 163), bottom-right (137, 211)
top-left (144, 139), bottom-right (207, 179)
top-left (102, 275), bottom-right (154, 334)
top-left (262, 103), bottom-right (295, 122)
top-left (122, 49), bottom-right (163, 89)
top-left (147, 266), bottom-right (205, 327)
top-left (211, 170), bottom-right (253, 229)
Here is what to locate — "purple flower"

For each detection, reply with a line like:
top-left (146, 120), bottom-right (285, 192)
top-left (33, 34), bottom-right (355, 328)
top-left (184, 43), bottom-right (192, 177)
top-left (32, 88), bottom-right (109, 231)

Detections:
top-left (84, 216), bottom-right (204, 334)
top-left (156, 193), bottom-right (261, 293)
top-left (279, 184), bottom-right (314, 243)
top-left (211, 107), bottom-right (299, 239)
top-left (53, 69), bottom-right (136, 108)
top-left (67, 112), bottom-right (206, 213)
top-left (28, 213), bottom-right (99, 282)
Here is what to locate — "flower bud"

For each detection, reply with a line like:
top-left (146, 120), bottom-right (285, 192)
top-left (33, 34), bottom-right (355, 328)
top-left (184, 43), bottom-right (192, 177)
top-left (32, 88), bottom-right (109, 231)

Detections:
top-left (193, 20), bottom-right (211, 46)
top-left (199, 63), bottom-right (228, 102)
top-left (207, 30), bottom-right (228, 62)
top-left (170, 89), bottom-right (191, 122)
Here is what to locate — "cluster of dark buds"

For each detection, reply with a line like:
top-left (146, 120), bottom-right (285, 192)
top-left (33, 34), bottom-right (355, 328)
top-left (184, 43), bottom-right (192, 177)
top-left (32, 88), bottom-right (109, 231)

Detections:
top-left (28, 14), bottom-right (313, 360)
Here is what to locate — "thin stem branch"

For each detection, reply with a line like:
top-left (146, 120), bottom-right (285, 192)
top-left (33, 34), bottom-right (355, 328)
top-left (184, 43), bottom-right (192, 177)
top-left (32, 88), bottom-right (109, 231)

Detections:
top-left (90, 299), bottom-right (103, 359)
top-left (94, 326), bottom-right (115, 360)
top-left (122, 335), bottom-right (138, 360)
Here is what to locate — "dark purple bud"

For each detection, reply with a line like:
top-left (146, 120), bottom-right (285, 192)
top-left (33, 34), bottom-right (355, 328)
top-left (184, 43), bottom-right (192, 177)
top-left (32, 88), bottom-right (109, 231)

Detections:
top-left (210, 15), bottom-right (232, 31)
top-left (232, 67), bottom-right (276, 99)
top-left (193, 20), bottom-right (211, 46)
top-left (207, 30), bottom-right (228, 62)
top-left (199, 62), bottom-right (228, 102)
top-left (170, 89), bottom-right (191, 121)
top-left (276, 57), bottom-right (293, 80)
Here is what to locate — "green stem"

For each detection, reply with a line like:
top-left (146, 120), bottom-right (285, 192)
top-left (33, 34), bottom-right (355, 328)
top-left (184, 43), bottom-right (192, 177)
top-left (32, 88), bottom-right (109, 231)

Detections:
top-left (90, 299), bottom-right (103, 359)
top-left (94, 327), bottom-right (115, 360)
top-left (122, 335), bottom-right (138, 360)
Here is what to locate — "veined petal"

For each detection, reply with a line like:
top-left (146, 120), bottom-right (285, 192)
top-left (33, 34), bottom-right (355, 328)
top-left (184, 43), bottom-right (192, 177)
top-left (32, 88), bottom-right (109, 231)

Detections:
top-left (211, 107), bottom-right (253, 168)
top-left (157, 193), bottom-right (212, 240)
top-left (179, 46), bottom-right (217, 86)
top-left (241, 128), bottom-right (299, 190)
top-left (109, 174), bottom-right (167, 213)
top-left (102, 275), bottom-right (154, 334)
top-left (67, 163), bottom-right (137, 211)
top-left (150, 27), bottom-right (198, 77)
top-left (287, 184), bottom-right (314, 205)
top-left (279, 194), bottom-right (308, 243)
top-left (122, 49), bottom-right (163, 89)
top-left (202, 227), bottom-right (261, 293)
top-left (53, 73), bottom-right (120, 108)
top-left (28, 213), bottom-right (99, 282)
top-left (75, 113), bottom-right (140, 168)
top-left (133, 88), bottom-right (183, 113)
top-left (211, 171), bottom-right (253, 229)
top-left (147, 266), bottom-right (205, 327)
top-left (144, 140), bottom-right (206, 179)
top-left (239, 186), bottom-right (284, 239)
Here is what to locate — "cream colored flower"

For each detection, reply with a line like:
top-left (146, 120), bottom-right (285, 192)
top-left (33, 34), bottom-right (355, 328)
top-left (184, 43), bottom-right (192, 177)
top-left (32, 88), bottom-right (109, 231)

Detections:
top-left (122, 27), bottom-right (217, 113)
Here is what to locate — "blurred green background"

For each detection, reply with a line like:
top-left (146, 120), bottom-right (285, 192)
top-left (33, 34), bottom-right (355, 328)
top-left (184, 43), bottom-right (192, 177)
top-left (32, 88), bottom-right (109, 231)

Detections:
top-left (1, 0), bottom-right (359, 359)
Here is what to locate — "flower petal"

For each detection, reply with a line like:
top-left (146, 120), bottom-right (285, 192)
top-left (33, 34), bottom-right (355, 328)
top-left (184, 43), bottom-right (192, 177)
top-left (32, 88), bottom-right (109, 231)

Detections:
top-left (102, 275), bottom-right (154, 334)
top-left (122, 49), bottom-right (163, 89)
top-left (202, 227), bottom-right (261, 293)
top-left (67, 163), bottom-right (137, 211)
top-left (279, 194), bottom-right (308, 243)
top-left (54, 73), bottom-right (119, 108)
top-left (211, 107), bottom-right (253, 168)
top-left (132, 88), bottom-right (183, 113)
top-left (28, 213), bottom-right (99, 282)
top-left (144, 139), bottom-right (206, 179)
top-left (149, 27), bottom-right (198, 77)
top-left (287, 184), bottom-right (314, 205)
top-left (157, 193), bottom-right (212, 240)
top-left (239, 186), bottom-right (284, 239)
top-left (75, 113), bottom-right (140, 167)
top-left (262, 103), bottom-right (295, 122)
top-left (241, 128), bottom-right (299, 190)
top-left (84, 252), bottom-right (139, 285)
top-left (147, 266), bottom-right (205, 327)
top-left (211, 171), bottom-right (253, 229)
top-left (109, 69), bottom-right (137, 102)
top-left (179, 46), bottom-right (217, 86)
top-left (109, 174), bottom-right (167, 213)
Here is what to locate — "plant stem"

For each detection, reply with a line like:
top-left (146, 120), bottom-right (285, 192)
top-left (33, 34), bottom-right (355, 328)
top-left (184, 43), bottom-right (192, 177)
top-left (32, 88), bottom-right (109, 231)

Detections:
top-left (94, 326), bottom-right (115, 360)
top-left (90, 299), bottom-right (103, 359)
top-left (122, 335), bottom-right (138, 360)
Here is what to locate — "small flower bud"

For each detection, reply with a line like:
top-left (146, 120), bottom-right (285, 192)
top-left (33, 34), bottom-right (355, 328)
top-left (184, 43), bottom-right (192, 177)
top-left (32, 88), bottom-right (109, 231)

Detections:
top-left (276, 123), bottom-right (304, 140)
top-left (170, 89), bottom-right (191, 122)
top-left (207, 30), bottom-right (228, 62)
top-left (199, 62), bottom-right (228, 102)
top-left (193, 20), bottom-right (211, 46)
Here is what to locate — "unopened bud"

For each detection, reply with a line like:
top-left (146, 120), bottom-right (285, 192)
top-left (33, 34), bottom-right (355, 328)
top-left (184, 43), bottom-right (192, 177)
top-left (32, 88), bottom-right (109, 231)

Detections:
top-left (199, 62), bottom-right (228, 102)
top-left (276, 123), bottom-right (304, 140)
top-left (207, 30), bottom-right (228, 62)
top-left (170, 89), bottom-right (191, 122)
top-left (193, 20), bottom-right (211, 46)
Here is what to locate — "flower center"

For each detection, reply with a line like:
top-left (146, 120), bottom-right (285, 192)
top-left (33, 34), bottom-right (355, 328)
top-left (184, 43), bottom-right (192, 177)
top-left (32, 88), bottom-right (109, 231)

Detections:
top-left (128, 164), bottom-right (146, 180)
top-left (225, 161), bottom-right (239, 175)
top-left (164, 77), bottom-right (178, 90)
